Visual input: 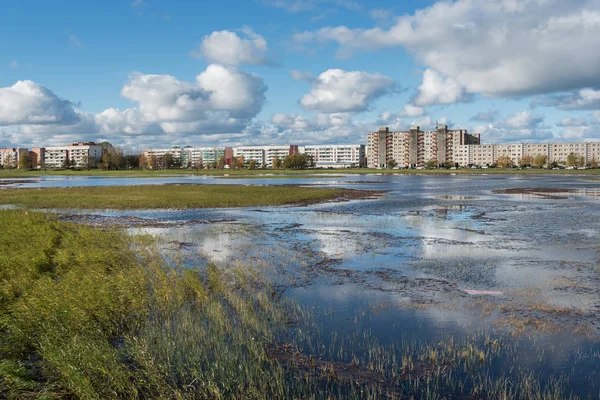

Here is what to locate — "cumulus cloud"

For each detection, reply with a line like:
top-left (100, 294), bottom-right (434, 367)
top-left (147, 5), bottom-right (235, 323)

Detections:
top-left (0, 65), bottom-right (267, 149)
top-left (475, 111), bottom-right (553, 143)
top-left (192, 27), bottom-right (274, 66)
top-left (0, 80), bottom-right (80, 126)
top-left (413, 69), bottom-right (471, 106)
top-left (299, 69), bottom-right (396, 113)
top-left (293, 0), bottom-right (600, 99)
top-left (398, 104), bottom-right (425, 117)
top-left (532, 88), bottom-right (600, 110)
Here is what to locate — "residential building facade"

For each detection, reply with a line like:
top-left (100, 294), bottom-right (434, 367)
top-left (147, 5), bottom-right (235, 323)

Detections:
top-left (233, 145), bottom-right (298, 167)
top-left (300, 144), bottom-right (366, 168)
top-left (43, 142), bottom-right (103, 169)
top-left (0, 148), bottom-right (28, 168)
top-left (367, 125), bottom-right (481, 168)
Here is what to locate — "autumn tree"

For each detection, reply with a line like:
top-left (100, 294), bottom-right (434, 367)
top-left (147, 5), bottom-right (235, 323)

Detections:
top-left (590, 157), bottom-right (598, 169)
top-left (236, 155), bottom-right (245, 169)
top-left (272, 155), bottom-right (281, 169)
top-left (248, 160), bottom-right (257, 170)
top-left (194, 158), bottom-right (204, 171)
top-left (217, 156), bottom-right (226, 169)
top-left (566, 152), bottom-right (584, 168)
top-left (533, 154), bottom-right (547, 168)
top-left (496, 155), bottom-right (514, 168)
top-left (138, 153), bottom-right (147, 170)
top-left (519, 154), bottom-right (534, 167)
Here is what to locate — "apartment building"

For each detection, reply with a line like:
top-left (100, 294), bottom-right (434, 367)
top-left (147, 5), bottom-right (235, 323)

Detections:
top-left (233, 145), bottom-right (298, 167)
top-left (179, 147), bottom-right (232, 166)
top-left (455, 142), bottom-right (600, 167)
top-left (367, 125), bottom-right (480, 168)
top-left (42, 142), bottom-right (103, 168)
top-left (0, 148), bottom-right (28, 168)
top-left (301, 144), bottom-right (365, 168)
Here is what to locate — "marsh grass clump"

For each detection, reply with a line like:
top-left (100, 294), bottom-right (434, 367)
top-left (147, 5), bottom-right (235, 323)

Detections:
top-left (0, 184), bottom-right (368, 210)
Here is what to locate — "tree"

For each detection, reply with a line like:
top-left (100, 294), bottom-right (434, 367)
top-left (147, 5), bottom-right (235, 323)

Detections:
top-left (19, 152), bottom-right (31, 171)
top-left (272, 155), bottom-right (281, 169)
top-left (217, 156), bottom-right (226, 169)
top-left (138, 153), bottom-right (147, 170)
top-left (248, 160), bottom-right (257, 170)
top-left (194, 158), bottom-right (204, 171)
top-left (148, 155), bottom-right (158, 170)
top-left (62, 157), bottom-right (71, 169)
top-left (161, 153), bottom-right (174, 169)
top-left (283, 153), bottom-right (309, 169)
top-left (425, 159), bottom-right (437, 169)
top-left (533, 154), bottom-right (547, 168)
top-left (2, 154), bottom-right (13, 169)
top-left (386, 158), bottom-right (397, 169)
top-left (519, 154), bottom-right (534, 167)
top-left (566, 152), bottom-right (579, 168)
top-left (80, 155), bottom-right (90, 170)
top-left (443, 161), bottom-right (455, 169)
top-left (590, 157), bottom-right (598, 169)
top-left (236, 155), bottom-right (245, 169)
top-left (496, 155), bottom-right (514, 168)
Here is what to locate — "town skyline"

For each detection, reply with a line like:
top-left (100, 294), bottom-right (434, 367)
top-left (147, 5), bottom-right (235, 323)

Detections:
top-left (2, 0), bottom-right (600, 152)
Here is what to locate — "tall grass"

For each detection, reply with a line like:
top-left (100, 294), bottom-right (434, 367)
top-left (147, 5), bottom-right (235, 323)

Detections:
top-left (0, 210), bottom-right (595, 399)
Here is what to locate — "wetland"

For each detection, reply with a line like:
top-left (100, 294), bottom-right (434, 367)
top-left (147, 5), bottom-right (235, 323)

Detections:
top-left (1, 173), bottom-right (599, 398)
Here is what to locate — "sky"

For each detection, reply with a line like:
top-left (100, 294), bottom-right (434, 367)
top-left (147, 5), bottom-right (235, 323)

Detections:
top-left (1, 0), bottom-right (600, 152)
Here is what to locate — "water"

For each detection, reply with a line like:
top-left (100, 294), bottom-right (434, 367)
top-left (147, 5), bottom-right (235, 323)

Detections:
top-left (6, 173), bottom-right (600, 396)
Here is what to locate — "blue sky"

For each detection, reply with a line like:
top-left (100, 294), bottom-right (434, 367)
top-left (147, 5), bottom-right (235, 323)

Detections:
top-left (1, 0), bottom-right (599, 151)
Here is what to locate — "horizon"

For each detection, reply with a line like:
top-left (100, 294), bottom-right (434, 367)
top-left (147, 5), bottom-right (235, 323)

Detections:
top-left (2, 0), bottom-right (600, 152)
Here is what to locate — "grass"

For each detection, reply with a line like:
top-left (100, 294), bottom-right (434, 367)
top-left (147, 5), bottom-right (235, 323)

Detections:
top-left (1, 167), bottom-right (600, 178)
top-left (0, 184), bottom-right (361, 210)
top-left (0, 210), bottom-right (596, 399)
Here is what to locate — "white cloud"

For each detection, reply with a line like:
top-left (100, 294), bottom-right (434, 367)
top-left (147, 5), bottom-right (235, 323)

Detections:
top-left (369, 8), bottom-right (393, 23)
top-left (556, 117), bottom-right (590, 127)
top-left (293, 0), bottom-right (600, 98)
top-left (290, 70), bottom-right (314, 81)
top-left (299, 69), bottom-right (396, 113)
top-left (533, 88), bottom-right (600, 110)
top-left (69, 34), bottom-right (84, 48)
top-left (413, 69), bottom-right (470, 106)
top-left (0, 80), bottom-right (80, 126)
top-left (399, 104), bottom-right (425, 117)
top-left (0, 65), bottom-right (267, 149)
top-left (475, 111), bottom-right (553, 143)
top-left (192, 27), bottom-right (273, 67)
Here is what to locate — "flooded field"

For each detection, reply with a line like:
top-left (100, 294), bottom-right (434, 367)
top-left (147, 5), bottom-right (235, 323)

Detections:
top-left (6, 174), bottom-right (600, 397)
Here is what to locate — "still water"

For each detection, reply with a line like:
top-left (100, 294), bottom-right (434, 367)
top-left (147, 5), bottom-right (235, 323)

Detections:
top-left (6, 173), bottom-right (600, 396)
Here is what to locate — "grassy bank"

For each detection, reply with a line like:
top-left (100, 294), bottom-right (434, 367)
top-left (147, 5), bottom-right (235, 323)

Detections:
top-left (1, 167), bottom-right (600, 178)
top-left (0, 184), bottom-right (366, 210)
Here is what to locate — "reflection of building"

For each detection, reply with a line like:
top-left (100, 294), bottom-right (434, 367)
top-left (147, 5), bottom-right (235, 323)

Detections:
top-left (300, 144), bottom-right (366, 168)
top-left (454, 142), bottom-right (600, 167)
top-left (0, 147), bottom-right (28, 168)
top-left (367, 125), bottom-right (480, 168)
top-left (43, 142), bottom-right (103, 168)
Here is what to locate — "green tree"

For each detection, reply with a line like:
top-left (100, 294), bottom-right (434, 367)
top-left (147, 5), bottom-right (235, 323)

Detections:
top-left (161, 153), bottom-right (174, 169)
top-left (62, 157), bottom-right (71, 169)
top-left (533, 154), bottom-right (547, 168)
top-left (425, 159), bottom-right (437, 169)
top-left (3, 154), bottom-right (13, 169)
top-left (566, 152), bottom-right (579, 167)
top-left (248, 160), bottom-right (257, 170)
top-left (386, 158), bottom-right (397, 169)
top-left (19, 152), bottom-right (31, 171)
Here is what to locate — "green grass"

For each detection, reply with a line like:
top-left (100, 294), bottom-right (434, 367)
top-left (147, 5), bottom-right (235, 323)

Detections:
top-left (1, 167), bottom-right (600, 178)
top-left (0, 184), bottom-right (356, 209)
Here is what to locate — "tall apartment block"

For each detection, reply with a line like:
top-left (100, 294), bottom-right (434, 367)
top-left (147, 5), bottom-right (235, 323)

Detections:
top-left (367, 125), bottom-right (480, 168)
top-left (300, 144), bottom-right (365, 168)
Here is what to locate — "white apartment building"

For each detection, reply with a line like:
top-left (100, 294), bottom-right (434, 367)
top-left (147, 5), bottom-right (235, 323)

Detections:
top-left (0, 148), bottom-right (27, 168)
top-left (301, 144), bottom-right (365, 168)
top-left (180, 147), bottom-right (230, 166)
top-left (233, 145), bottom-right (298, 167)
top-left (43, 142), bottom-right (103, 168)
top-left (455, 142), bottom-right (600, 167)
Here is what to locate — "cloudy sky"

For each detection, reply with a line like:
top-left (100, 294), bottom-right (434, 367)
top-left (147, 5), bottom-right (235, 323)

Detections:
top-left (2, 0), bottom-right (600, 151)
